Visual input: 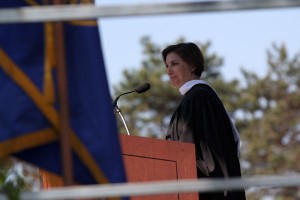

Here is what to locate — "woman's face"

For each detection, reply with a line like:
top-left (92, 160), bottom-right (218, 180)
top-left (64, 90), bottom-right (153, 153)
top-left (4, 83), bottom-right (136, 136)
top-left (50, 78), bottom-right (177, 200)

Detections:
top-left (165, 52), bottom-right (196, 88)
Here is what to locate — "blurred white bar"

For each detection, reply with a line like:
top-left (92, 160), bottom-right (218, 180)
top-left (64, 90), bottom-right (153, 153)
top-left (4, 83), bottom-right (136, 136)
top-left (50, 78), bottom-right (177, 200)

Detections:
top-left (0, 175), bottom-right (297, 200)
top-left (0, 0), bottom-right (300, 23)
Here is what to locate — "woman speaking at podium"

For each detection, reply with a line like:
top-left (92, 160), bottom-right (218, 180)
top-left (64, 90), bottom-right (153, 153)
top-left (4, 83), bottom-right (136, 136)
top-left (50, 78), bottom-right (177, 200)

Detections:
top-left (162, 42), bottom-right (246, 200)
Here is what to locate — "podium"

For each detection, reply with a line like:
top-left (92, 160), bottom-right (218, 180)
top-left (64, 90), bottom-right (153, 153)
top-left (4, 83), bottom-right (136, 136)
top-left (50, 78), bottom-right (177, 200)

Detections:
top-left (120, 135), bottom-right (198, 200)
top-left (39, 135), bottom-right (199, 200)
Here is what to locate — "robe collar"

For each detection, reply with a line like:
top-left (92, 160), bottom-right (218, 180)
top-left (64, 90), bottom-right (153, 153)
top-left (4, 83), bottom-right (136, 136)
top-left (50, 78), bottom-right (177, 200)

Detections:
top-left (179, 79), bottom-right (208, 95)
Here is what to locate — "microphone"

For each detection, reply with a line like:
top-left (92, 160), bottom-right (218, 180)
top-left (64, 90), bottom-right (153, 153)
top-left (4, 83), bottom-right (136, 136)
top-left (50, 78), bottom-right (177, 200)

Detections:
top-left (135, 82), bottom-right (151, 94)
top-left (112, 82), bottom-right (150, 109)
top-left (112, 83), bottom-right (151, 136)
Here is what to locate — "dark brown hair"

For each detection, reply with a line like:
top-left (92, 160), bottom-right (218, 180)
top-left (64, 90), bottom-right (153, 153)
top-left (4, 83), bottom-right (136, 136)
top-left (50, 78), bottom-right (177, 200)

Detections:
top-left (162, 42), bottom-right (204, 78)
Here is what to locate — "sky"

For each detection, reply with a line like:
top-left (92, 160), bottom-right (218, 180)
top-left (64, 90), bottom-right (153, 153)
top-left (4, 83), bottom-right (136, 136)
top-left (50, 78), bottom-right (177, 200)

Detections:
top-left (96, 1), bottom-right (300, 91)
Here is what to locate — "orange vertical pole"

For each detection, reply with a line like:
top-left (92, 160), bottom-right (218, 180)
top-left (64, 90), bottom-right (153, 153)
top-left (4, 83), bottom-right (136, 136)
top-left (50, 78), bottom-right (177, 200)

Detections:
top-left (53, 0), bottom-right (73, 186)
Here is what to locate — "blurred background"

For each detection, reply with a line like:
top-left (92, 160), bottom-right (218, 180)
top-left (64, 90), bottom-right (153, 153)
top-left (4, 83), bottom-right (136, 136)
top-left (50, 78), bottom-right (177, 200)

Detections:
top-left (1, 1), bottom-right (299, 199)
top-left (98, 1), bottom-right (300, 199)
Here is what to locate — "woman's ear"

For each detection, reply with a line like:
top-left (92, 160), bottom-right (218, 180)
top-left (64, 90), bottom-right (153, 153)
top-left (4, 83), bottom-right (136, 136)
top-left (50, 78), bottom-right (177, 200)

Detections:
top-left (191, 66), bottom-right (196, 74)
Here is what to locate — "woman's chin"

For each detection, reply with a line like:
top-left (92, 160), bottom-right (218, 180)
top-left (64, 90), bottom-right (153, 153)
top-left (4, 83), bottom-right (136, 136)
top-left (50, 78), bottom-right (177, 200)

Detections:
top-left (171, 82), bottom-right (180, 88)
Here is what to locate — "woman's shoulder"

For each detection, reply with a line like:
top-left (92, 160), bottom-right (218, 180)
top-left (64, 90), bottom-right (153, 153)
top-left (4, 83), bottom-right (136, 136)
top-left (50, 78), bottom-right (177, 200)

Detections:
top-left (186, 83), bottom-right (216, 97)
top-left (182, 83), bottom-right (223, 107)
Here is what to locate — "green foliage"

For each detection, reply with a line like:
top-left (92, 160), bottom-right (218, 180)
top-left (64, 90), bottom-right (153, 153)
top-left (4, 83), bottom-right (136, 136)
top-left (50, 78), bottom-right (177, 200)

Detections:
top-left (239, 43), bottom-right (300, 174)
top-left (237, 43), bottom-right (300, 199)
top-left (0, 160), bottom-right (25, 200)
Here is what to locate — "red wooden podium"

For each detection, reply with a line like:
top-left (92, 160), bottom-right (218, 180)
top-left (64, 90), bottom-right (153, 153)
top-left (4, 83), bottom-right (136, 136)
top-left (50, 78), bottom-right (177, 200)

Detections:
top-left (120, 135), bottom-right (198, 200)
top-left (39, 135), bottom-right (199, 199)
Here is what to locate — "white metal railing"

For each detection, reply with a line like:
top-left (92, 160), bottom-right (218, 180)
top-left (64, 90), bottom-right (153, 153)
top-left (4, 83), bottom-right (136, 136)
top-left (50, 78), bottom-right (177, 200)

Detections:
top-left (1, 0), bottom-right (300, 23)
top-left (0, 175), bottom-right (298, 199)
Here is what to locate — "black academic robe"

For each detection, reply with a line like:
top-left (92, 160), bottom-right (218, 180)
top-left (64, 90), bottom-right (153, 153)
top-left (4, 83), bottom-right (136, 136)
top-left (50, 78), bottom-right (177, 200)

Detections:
top-left (166, 84), bottom-right (246, 200)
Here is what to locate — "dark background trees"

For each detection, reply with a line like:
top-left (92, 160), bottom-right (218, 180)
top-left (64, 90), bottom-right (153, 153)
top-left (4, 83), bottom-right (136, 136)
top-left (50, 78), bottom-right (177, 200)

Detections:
top-left (112, 37), bottom-right (300, 199)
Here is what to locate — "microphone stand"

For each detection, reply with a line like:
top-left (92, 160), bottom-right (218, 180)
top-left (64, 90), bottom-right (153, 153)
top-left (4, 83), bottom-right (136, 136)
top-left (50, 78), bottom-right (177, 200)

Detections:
top-left (112, 83), bottom-right (150, 136)
top-left (114, 105), bottom-right (131, 135)
top-left (113, 91), bottom-right (134, 136)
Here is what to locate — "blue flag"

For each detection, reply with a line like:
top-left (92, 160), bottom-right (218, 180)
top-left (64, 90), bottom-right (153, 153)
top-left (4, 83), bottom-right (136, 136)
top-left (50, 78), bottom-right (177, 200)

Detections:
top-left (0, 0), bottom-right (127, 186)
